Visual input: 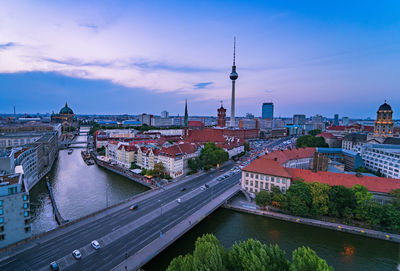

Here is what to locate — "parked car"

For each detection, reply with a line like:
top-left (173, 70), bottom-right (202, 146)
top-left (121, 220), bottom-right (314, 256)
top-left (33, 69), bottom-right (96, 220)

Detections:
top-left (49, 261), bottom-right (59, 271)
top-left (72, 249), bottom-right (82, 259)
top-left (91, 240), bottom-right (100, 250)
top-left (129, 204), bottom-right (138, 210)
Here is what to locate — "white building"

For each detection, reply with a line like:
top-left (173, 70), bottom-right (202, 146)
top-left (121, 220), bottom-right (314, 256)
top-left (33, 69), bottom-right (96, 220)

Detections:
top-left (0, 171), bottom-right (31, 248)
top-left (158, 143), bottom-right (198, 178)
top-left (356, 143), bottom-right (400, 179)
top-left (241, 157), bottom-right (292, 195)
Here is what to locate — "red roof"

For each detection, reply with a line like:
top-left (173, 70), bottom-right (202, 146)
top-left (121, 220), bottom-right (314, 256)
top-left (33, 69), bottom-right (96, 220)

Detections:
top-left (242, 158), bottom-right (291, 178)
top-left (263, 148), bottom-right (315, 164)
top-left (317, 132), bottom-right (336, 139)
top-left (119, 145), bottom-right (137, 152)
top-left (286, 168), bottom-right (400, 194)
top-left (159, 142), bottom-right (197, 158)
top-left (328, 125), bottom-right (346, 131)
top-left (188, 120), bottom-right (204, 127)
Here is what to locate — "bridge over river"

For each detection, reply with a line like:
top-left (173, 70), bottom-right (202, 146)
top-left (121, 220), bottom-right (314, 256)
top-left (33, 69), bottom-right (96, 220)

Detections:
top-left (0, 166), bottom-right (241, 271)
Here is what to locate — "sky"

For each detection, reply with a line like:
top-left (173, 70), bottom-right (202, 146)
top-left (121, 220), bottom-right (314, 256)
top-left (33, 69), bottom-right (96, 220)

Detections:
top-left (0, 0), bottom-right (399, 118)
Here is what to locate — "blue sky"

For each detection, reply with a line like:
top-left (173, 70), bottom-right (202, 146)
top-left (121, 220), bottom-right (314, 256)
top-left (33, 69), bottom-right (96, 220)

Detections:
top-left (0, 1), bottom-right (399, 118)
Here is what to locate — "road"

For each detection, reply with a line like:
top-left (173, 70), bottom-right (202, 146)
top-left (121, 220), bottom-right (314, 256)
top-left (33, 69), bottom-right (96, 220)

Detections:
top-left (0, 164), bottom-right (240, 271)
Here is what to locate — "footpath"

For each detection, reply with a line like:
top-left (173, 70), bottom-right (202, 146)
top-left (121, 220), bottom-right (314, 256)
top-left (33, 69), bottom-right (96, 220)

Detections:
top-left (225, 201), bottom-right (400, 244)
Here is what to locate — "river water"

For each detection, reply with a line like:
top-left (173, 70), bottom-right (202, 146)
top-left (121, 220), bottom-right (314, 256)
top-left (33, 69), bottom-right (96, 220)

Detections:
top-left (28, 129), bottom-right (400, 270)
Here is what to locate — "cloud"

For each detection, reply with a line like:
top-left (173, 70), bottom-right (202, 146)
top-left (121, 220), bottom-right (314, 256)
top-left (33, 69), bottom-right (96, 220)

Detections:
top-left (0, 42), bottom-right (17, 50)
top-left (131, 61), bottom-right (220, 73)
top-left (193, 82), bottom-right (213, 89)
top-left (41, 57), bottom-right (113, 68)
top-left (78, 23), bottom-right (98, 32)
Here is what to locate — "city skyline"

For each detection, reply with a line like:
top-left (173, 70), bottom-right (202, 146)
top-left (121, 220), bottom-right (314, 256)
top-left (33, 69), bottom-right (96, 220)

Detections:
top-left (0, 1), bottom-right (399, 118)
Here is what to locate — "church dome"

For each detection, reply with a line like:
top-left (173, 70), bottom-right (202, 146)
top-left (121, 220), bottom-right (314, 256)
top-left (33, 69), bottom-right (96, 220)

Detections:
top-left (59, 102), bottom-right (74, 114)
top-left (378, 102), bottom-right (392, 111)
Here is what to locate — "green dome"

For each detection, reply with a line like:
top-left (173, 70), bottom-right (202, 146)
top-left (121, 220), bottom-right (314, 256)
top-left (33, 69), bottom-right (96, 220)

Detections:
top-left (59, 102), bottom-right (74, 114)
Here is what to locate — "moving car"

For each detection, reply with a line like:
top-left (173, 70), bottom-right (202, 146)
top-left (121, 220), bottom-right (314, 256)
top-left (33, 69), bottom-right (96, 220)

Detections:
top-left (200, 185), bottom-right (206, 191)
top-left (91, 240), bottom-right (100, 250)
top-left (204, 184), bottom-right (209, 188)
top-left (129, 204), bottom-right (138, 210)
top-left (177, 198), bottom-right (182, 203)
top-left (72, 249), bottom-right (82, 259)
top-left (180, 187), bottom-right (186, 192)
top-left (49, 262), bottom-right (59, 271)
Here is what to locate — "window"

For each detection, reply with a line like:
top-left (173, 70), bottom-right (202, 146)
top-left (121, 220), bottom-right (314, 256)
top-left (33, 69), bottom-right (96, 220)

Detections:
top-left (23, 203), bottom-right (28, 209)
top-left (250, 174), bottom-right (254, 178)
top-left (255, 174), bottom-right (258, 179)
top-left (0, 234), bottom-right (4, 241)
top-left (0, 218), bottom-right (3, 224)
top-left (245, 172), bottom-right (249, 177)
top-left (8, 187), bottom-right (17, 195)
top-left (25, 219), bottom-right (30, 225)
top-left (271, 177), bottom-right (274, 182)
top-left (0, 209), bottom-right (2, 215)
top-left (245, 180), bottom-right (248, 185)
top-left (0, 226), bottom-right (3, 232)
top-left (276, 179), bottom-right (280, 183)
top-left (24, 211), bottom-right (29, 217)
top-left (282, 179), bottom-right (286, 184)
top-left (0, 200), bottom-right (2, 207)
top-left (24, 226), bottom-right (31, 233)
top-left (260, 175), bottom-right (264, 180)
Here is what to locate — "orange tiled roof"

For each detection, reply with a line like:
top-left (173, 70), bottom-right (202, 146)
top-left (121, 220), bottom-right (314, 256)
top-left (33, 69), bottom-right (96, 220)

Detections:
top-left (242, 158), bottom-right (291, 178)
top-left (286, 168), bottom-right (400, 194)
top-left (263, 148), bottom-right (316, 164)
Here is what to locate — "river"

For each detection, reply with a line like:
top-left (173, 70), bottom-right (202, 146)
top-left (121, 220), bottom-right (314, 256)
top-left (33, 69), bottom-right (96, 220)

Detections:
top-left (28, 129), bottom-right (400, 270)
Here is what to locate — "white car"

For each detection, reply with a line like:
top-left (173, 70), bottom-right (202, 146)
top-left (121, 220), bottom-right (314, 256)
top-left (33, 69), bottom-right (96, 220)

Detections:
top-left (91, 240), bottom-right (100, 250)
top-left (200, 185), bottom-right (206, 191)
top-left (72, 249), bottom-right (82, 259)
top-left (177, 198), bottom-right (182, 203)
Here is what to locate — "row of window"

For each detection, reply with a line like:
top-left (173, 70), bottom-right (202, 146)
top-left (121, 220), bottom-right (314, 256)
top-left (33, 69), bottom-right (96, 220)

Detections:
top-left (244, 173), bottom-right (287, 184)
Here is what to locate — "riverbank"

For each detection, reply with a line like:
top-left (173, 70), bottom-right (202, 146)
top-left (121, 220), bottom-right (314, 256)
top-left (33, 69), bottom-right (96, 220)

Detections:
top-left (224, 202), bottom-right (400, 243)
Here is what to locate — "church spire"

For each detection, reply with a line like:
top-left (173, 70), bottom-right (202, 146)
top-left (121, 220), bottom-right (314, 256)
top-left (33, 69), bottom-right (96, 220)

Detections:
top-left (184, 99), bottom-right (188, 127)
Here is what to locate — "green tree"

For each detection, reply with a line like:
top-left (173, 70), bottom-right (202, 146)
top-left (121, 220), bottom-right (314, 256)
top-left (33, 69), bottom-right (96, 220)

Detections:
top-left (167, 254), bottom-right (194, 271)
top-left (308, 129), bottom-right (322, 136)
top-left (244, 142), bottom-right (250, 152)
top-left (328, 185), bottom-right (356, 218)
top-left (296, 135), bottom-right (328, 148)
top-left (97, 146), bottom-right (105, 155)
top-left (308, 182), bottom-right (331, 216)
top-left (130, 162), bottom-right (140, 169)
top-left (270, 185), bottom-right (282, 196)
top-left (286, 181), bottom-right (312, 216)
top-left (200, 142), bottom-right (229, 169)
top-left (255, 190), bottom-right (272, 210)
top-left (290, 247), bottom-right (334, 271)
top-left (226, 239), bottom-right (290, 271)
top-left (153, 162), bottom-right (167, 177)
top-left (188, 157), bottom-right (204, 172)
top-left (352, 184), bottom-right (373, 205)
top-left (272, 193), bottom-right (288, 209)
top-left (192, 234), bottom-right (225, 271)
top-left (390, 189), bottom-right (400, 208)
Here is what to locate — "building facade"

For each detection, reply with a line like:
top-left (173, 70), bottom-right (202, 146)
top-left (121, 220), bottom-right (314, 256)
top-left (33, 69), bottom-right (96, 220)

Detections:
top-left (0, 172), bottom-right (31, 249)
top-left (374, 101), bottom-right (394, 137)
top-left (262, 103), bottom-right (274, 119)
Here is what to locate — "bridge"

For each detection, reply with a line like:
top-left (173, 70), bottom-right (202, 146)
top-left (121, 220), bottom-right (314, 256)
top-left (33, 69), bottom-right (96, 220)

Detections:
top-left (0, 165), bottom-right (242, 271)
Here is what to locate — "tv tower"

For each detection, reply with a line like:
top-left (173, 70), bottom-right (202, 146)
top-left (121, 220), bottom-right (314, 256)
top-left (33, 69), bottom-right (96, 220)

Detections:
top-left (229, 37), bottom-right (238, 127)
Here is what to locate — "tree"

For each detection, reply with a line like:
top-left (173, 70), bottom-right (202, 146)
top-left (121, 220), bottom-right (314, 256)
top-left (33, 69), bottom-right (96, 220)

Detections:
top-left (188, 157), bottom-right (204, 173)
top-left (97, 146), bottom-right (105, 155)
top-left (192, 234), bottom-right (225, 271)
top-left (255, 190), bottom-right (272, 210)
top-left (308, 129), bottom-right (322, 136)
top-left (286, 181), bottom-right (312, 216)
top-left (328, 185), bottom-right (356, 218)
top-left (153, 162), bottom-right (167, 177)
top-left (130, 162), bottom-right (140, 169)
top-left (167, 254), bottom-right (194, 271)
top-left (291, 247), bottom-right (334, 271)
top-left (390, 189), bottom-right (400, 208)
top-left (226, 239), bottom-right (290, 271)
top-left (296, 135), bottom-right (328, 148)
top-left (244, 142), bottom-right (250, 152)
top-left (351, 184), bottom-right (373, 205)
top-left (308, 182), bottom-right (331, 216)
top-left (200, 142), bottom-right (229, 169)
top-left (272, 193), bottom-right (288, 209)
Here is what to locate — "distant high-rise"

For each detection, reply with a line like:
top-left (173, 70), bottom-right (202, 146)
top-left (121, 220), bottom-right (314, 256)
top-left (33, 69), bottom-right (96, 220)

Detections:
top-left (334, 114), bottom-right (339, 126)
top-left (246, 113), bottom-right (254, 119)
top-left (161, 110), bottom-right (169, 118)
top-left (229, 37), bottom-right (238, 127)
top-left (293, 114), bottom-right (306, 125)
top-left (342, 117), bottom-right (349, 126)
top-left (262, 103), bottom-right (274, 119)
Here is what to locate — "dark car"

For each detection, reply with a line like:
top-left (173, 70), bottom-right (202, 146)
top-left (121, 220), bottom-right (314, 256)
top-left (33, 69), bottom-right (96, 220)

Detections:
top-left (204, 184), bottom-right (209, 188)
top-left (129, 204), bottom-right (138, 210)
top-left (180, 187), bottom-right (186, 192)
top-left (49, 262), bottom-right (59, 271)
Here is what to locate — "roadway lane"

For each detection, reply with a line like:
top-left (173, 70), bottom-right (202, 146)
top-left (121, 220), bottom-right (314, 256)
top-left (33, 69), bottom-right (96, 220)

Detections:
top-left (0, 165), bottom-right (236, 271)
top-left (65, 174), bottom-right (241, 271)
